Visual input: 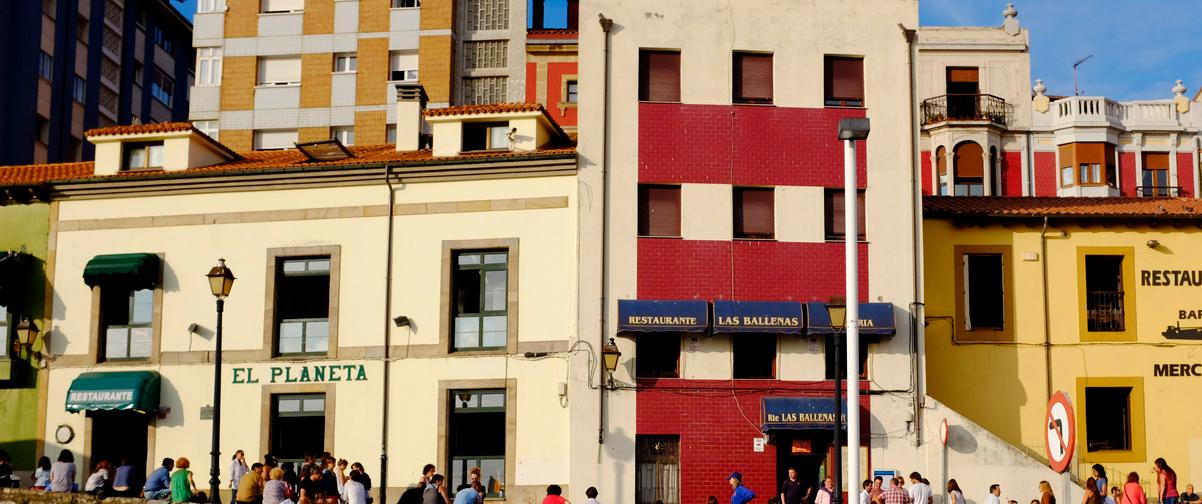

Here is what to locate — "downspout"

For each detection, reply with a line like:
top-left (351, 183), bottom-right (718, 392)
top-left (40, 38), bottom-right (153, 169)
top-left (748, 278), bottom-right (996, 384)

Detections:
top-left (380, 165), bottom-right (396, 504)
top-left (597, 13), bottom-right (614, 446)
top-left (1027, 133), bottom-right (1036, 196)
top-left (1040, 217), bottom-right (1052, 400)
top-left (899, 23), bottom-right (925, 446)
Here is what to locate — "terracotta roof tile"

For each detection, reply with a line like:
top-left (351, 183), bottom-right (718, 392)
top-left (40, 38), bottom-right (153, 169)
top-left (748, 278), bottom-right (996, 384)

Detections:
top-left (924, 196), bottom-right (1202, 219)
top-left (424, 103), bottom-right (546, 117)
top-left (0, 144), bottom-right (576, 187)
top-left (85, 122), bottom-right (197, 137)
top-left (527, 28), bottom-right (578, 40)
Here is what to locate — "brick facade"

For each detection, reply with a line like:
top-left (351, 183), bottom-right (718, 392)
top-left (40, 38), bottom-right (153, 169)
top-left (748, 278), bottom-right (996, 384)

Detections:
top-left (303, 0), bottom-right (335, 34)
top-left (299, 126), bottom-right (331, 143)
top-left (354, 110), bottom-right (388, 146)
top-left (224, 0), bottom-right (258, 38)
top-left (1178, 152), bottom-right (1194, 196)
top-left (219, 57), bottom-right (257, 111)
top-left (419, 35), bottom-right (454, 103)
top-left (358, 0), bottom-right (391, 32)
top-left (356, 38), bottom-right (390, 106)
top-left (1119, 152), bottom-right (1137, 197)
top-left (1033, 151), bottom-right (1056, 196)
top-left (1002, 151), bottom-right (1023, 196)
top-left (220, 129), bottom-right (253, 152)
top-left (301, 53), bottom-right (334, 108)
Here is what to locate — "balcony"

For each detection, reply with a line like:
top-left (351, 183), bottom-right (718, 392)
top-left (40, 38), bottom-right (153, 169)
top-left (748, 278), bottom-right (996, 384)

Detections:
top-left (921, 94), bottom-right (1008, 126)
top-left (1136, 186), bottom-right (1181, 197)
top-left (1086, 291), bottom-right (1125, 332)
top-left (1041, 96), bottom-right (1187, 130)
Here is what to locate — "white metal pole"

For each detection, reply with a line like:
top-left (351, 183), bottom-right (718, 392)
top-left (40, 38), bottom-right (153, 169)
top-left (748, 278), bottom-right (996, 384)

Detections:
top-left (844, 137), bottom-right (861, 497)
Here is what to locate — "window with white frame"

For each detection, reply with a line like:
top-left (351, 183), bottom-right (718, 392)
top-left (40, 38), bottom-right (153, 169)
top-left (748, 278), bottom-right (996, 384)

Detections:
top-left (254, 129), bottom-right (299, 150)
top-left (150, 68), bottom-right (173, 106)
top-left (193, 120), bottom-right (219, 140)
top-left (333, 53), bottom-right (357, 73)
top-left (257, 56), bottom-right (301, 86)
top-left (389, 51), bottom-right (418, 82)
top-left (101, 288), bottom-right (154, 360)
top-left (197, 0), bottom-right (225, 13)
top-left (123, 142), bottom-right (165, 170)
top-left (197, 47), bottom-right (222, 86)
top-left (261, 0), bottom-right (303, 13)
top-left (275, 257), bottom-right (331, 355)
top-left (333, 126), bottom-right (354, 146)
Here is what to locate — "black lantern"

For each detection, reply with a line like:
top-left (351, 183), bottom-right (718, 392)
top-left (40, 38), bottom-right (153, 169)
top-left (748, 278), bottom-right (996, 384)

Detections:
top-left (601, 338), bottom-right (622, 389)
top-left (205, 259), bottom-right (236, 299)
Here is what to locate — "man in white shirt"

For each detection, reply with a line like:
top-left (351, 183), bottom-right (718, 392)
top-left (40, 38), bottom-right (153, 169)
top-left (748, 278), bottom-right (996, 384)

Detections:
top-left (861, 480), bottom-right (873, 504)
top-left (584, 486), bottom-right (601, 504)
top-left (985, 484), bottom-right (1002, 504)
top-left (908, 473), bottom-right (932, 504)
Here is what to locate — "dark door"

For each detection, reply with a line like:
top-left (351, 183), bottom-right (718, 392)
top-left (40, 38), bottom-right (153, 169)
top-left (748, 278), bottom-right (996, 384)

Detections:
top-left (946, 67), bottom-right (980, 119)
top-left (89, 410), bottom-right (149, 487)
top-left (775, 431), bottom-right (832, 503)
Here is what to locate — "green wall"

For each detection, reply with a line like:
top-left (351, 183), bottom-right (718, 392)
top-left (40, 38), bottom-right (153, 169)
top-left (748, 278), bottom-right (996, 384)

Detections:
top-left (0, 202), bottom-right (51, 470)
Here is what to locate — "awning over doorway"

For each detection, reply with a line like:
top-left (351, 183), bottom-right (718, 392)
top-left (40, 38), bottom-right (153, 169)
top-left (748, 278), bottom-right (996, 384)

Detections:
top-left (713, 301), bottom-right (803, 334)
top-left (804, 302), bottom-right (896, 336)
top-left (761, 396), bottom-right (865, 431)
top-left (82, 253), bottom-right (160, 290)
top-left (616, 300), bottom-right (709, 332)
top-left (65, 371), bottom-right (161, 413)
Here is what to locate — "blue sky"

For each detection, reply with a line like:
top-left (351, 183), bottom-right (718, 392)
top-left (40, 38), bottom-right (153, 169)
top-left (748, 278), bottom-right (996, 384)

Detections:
top-left (171, 1), bottom-right (1198, 101)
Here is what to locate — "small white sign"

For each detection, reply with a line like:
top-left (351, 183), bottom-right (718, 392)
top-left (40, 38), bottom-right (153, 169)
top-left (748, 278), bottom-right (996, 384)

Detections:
top-left (753, 437), bottom-right (765, 452)
top-left (687, 337), bottom-right (702, 353)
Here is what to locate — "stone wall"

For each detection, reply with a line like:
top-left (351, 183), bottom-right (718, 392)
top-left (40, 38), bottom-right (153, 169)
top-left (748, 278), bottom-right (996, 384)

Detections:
top-left (0, 489), bottom-right (147, 504)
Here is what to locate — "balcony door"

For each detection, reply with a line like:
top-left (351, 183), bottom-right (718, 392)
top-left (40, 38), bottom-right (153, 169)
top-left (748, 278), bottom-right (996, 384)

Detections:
top-left (946, 67), bottom-right (979, 119)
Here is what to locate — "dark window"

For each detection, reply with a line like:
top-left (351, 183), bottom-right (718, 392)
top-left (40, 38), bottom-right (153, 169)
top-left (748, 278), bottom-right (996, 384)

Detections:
top-left (275, 257), bottom-right (331, 355)
top-left (462, 122), bottom-right (510, 151)
top-left (100, 288), bottom-right (153, 360)
top-left (636, 334), bottom-right (680, 379)
top-left (824, 56), bottom-right (864, 107)
top-left (134, 62), bottom-right (144, 87)
top-left (1085, 387), bottom-right (1131, 451)
top-left (732, 52), bottom-right (772, 104)
top-left (636, 436), bottom-right (680, 504)
top-left (824, 189), bottom-right (866, 241)
top-left (152, 25), bottom-right (173, 54)
top-left (733, 187), bottom-right (774, 239)
top-left (35, 116), bottom-right (50, 145)
top-left (823, 335), bottom-right (868, 380)
top-left (945, 67), bottom-right (979, 119)
top-left (732, 334), bottom-right (776, 379)
top-left (150, 69), bottom-right (173, 106)
top-left (452, 251), bottom-right (508, 350)
top-left (123, 142), bottom-right (164, 170)
top-left (963, 253), bottom-right (1004, 330)
top-left (1141, 153), bottom-right (1171, 196)
top-left (39, 52), bottom-right (53, 82)
top-left (637, 185), bottom-right (681, 237)
top-left (638, 50), bottom-right (681, 102)
top-left (72, 75), bottom-right (86, 103)
top-left (69, 137), bottom-right (83, 161)
top-left (448, 390), bottom-right (505, 497)
top-left (1085, 255), bottom-right (1124, 332)
top-left (270, 394), bottom-right (325, 462)
top-left (77, 17), bottom-right (89, 42)
top-left (391, 0), bottom-right (420, 7)
top-left (566, 80), bottom-right (578, 103)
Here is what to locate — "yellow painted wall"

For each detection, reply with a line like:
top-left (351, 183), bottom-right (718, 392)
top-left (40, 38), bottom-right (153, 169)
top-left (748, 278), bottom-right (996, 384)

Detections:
top-left (924, 217), bottom-right (1202, 489)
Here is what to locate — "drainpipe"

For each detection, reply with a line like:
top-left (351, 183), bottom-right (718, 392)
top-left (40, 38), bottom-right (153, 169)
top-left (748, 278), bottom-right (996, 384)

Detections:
top-left (380, 165), bottom-right (396, 504)
top-left (899, 23), bottom-right (925, 446)
top-left (1027, 133), bottom-right (1036, 196)
top-left (597, 13), bottom-right (613, 446)
top-left (1040, 217), bottom-right (1052, 400)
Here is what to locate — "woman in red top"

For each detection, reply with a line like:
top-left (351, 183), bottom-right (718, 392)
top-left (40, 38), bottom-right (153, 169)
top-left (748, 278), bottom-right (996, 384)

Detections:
top-left (542, 484), bottom-right (569, 504)
top-left (1123, 472), bottom-right (1148, 504)
top-left (1156, 458), bottom-right (1180, 504)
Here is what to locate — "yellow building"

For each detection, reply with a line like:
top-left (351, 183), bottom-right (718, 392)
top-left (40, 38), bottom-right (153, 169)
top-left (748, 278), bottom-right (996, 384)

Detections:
top-left (924, 196), bottom-right (1202, 492)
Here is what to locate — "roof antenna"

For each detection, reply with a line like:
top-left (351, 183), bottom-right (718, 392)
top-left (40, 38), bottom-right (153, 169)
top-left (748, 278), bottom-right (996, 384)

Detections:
top-left (1073, 54), bottom-right (1093, 96)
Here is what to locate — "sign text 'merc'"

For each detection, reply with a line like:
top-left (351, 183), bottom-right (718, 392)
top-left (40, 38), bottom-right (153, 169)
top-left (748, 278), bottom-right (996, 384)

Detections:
top-left (232, 364), bottom-right (368, 384)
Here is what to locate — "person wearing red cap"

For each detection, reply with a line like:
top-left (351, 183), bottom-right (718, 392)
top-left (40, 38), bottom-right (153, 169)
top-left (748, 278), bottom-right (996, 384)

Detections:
top-left (729, 472), bottom-right (757, 504)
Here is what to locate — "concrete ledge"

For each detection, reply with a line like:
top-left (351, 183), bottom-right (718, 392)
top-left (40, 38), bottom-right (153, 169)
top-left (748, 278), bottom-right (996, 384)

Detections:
top-left (0, 489), bottom-right (147, 504)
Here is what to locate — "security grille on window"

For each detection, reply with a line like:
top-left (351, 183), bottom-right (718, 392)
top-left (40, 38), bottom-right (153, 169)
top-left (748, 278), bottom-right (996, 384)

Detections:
top-left (150, 69), bottom-right (173, 106)
top-left (465, 0), bottom-right (508, 30)
top-left (101, 288), bottom-right (153, 360)
top-left (464, 40), bottom-right (508, 70)
top-left (1085, 255), bottom-right (1125, 332)
top-left (452, 251), bottom-right (507, 350)
top-left (197, 47), bottom-right (222, 86)
top-left (271, 394), bottom-right (325, 460)
top-left (333, 54), bottom-right (357, 73)
top-left (963, 253), bottom-right (1004, 330)
top-left (461, 122), bottom-right (510, 152)
top-left (462, 77), bottom-right (506, 105)
top-left (261, 0), bottom-right (304, 13)
top-left (333, 126), bottom-right (354, 146)
top-left (448, 390), bottom-right (505, 497)
top-left (124, 142), bottom-right (165, 170)
top-left (1085, 387), bottom-right (1131, 451)
top-left (636, 436), bottom-right (680, 504)
top-left (275, 258), bottom-right (331, 356)
top-left (258, 56), bottom-right (302, 86)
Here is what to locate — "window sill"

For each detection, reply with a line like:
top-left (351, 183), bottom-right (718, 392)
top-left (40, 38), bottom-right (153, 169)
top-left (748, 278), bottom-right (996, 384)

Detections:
top-left (733, 237), bottom-right (776, 241)
top-left (389, 7), bottom-right (420, 10)
top-left (259, 10), bottom-right (304, 15)
top-left (824, 238), bottom-right (869, 243)
top-left (332, 71), bottom-right (358, 75)
top-left (255, 84), bottom-right (301, 89)
top-left (732, 101), bottom-right (775, 107)
top-left (824, 104), bottom-right (866, 110)
top-left (274, 353), bottom-right (332, 360)
top-left (636, 235), bottom-right (682, 239)
top-left (638, 100), bottom-right (682, 104)
top-left (450, 347), bottom-right (510, 357)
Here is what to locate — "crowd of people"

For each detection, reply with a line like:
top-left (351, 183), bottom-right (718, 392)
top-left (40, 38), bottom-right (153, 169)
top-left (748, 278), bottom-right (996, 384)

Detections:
top-left (392, 463), bottom-right (601, 504)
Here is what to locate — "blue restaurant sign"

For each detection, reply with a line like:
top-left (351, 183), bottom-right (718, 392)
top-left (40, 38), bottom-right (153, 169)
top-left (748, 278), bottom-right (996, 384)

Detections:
top-left (804, 302), bottom-right (896, 336)
top-left (713, 301), bottom-right (804, 333)
top-left (617, 300), bottom-right (709, 332)
top-left (761, 396), bottom-right (851, 430)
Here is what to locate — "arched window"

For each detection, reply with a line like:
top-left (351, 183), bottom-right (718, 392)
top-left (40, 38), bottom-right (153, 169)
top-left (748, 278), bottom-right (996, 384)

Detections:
top-left (953, 141), bottom-right (984, 196)
top-left (935, 146), bottom-right (948, 195)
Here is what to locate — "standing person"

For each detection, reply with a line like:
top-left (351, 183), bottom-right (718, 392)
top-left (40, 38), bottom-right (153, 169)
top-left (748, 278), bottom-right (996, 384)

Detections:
top-left (1156, 458), bottom-right (1180, 504)
top-left (282, 462), bottom-right (300, 500)
top-left (264, 467), bottom-right (290, 504)
top-left (32, 456), bottom-right (53, 490)
top-left (583, 487), bottom-right (600, 504)
top-left (342, 470), bottom-right (368, 504)
top-left (49, 450), bottom-right (77, 493)
top-left (542, 484), bottom-right (569, 504)
top-left (399, 475), bottom-right (428, 504)
top-left (452, 484), bottom-right (476, 504)
top-left (780, 468), bottom-right (804, 504)
top-left (231, 451), bottom-right (251, 492)
top-left (170, 457), bottom-right (206, 504)
top-left (728, 472), bottom-right (756, 504)
top-left (301, 466), bottom-right (324, 502)
top-left (1123, 473), bottom-right (1148, 504)
top-left (985, 484), bottom-right (1001, 504)
top-left (321, 457), bottom-right (341, 503)
top-left (861, 481), bottom-right (872, 504)
top-left (883, 478), bottom-right (911, 504)
top-left (816, 477), bottom-right (836, 504)
top-left (1038, 481), bottom-right (1056, 504)
top-left (946, 480), bottom-right (965, 504)
top-left (237, 462), bottom-right (266, 504)
top-left (1092, 466), bottom-right (1109, 499)
top-left (423, 474), bottom-right (447, 504)
top-left (1106, 488), bottom-right (1120, 504)
top-left (870, 477), bottom-right (884, 504)
top-left (113, 458), bottom-right (137, 496)
top-left (1180, 485), bottom-right (1199, 504)
top-left (908, 474), bottom-right (931, 504)
top-left (144, 458), bottom-right (175, 500)
top-left (84, 459), bottom-right (112, 496)
top-left (1083, 478), bottom-right (1101, 504)
top-left (0, 450), bottom-right (14, 489)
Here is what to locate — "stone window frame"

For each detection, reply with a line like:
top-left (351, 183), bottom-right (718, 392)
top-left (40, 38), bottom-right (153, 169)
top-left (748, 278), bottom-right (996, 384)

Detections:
top-left (262, 245), bottom-right (342, 359)
top-left (439, 238), bottom-right (519, 356)
top-left (953, 245), bottom-right (1015, 342)
top-left (557, 73), bottom-right (578, 114)
top-left (436, 378), bottom-right (516, 499)
top-left (88, 253), bottom-right (165, 365)
top-left (259, 382), bottom-right (337, 460)
top-left (1075, 376), bottom-right (1145, 463)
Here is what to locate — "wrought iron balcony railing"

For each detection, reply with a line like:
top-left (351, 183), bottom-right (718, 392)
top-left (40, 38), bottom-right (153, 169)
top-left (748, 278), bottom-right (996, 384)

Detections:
top-left (921, 93), bottom-right (1008, 126)
top-left (1087, 290), bottom-right (1125, 332)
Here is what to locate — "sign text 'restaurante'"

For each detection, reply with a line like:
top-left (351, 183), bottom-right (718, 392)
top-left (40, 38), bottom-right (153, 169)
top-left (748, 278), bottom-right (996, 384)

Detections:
top-left (1141, 270), bottom-right (1202, 286)
top-left (625, 315), bottom-right (698, 326)
top-left (232, 364), bottom-right (367, 384)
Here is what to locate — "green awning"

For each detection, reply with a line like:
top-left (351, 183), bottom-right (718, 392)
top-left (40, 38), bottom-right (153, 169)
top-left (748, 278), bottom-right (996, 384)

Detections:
top-left (83, 253), bottom-right (160, 290)
top-left (65, 371), bottom-right (161, 413)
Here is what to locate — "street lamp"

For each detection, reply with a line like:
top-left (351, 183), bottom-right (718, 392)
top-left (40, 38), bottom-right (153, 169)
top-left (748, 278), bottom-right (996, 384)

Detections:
top-left (836, 117), bottom-right (869, 504)
top-left (827, 302), bottom-right (846, 504)
top-left (601, 338), bottom-right (622, 389)
top-left (14, 317), bottom-right (40, 358)
top-left (204, 259), bottom-right (235, 504)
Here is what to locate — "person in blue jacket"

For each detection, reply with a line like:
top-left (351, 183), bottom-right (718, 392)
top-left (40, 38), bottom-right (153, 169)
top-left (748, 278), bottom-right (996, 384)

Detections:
top-left (729, 472), bottom-right (757, 504)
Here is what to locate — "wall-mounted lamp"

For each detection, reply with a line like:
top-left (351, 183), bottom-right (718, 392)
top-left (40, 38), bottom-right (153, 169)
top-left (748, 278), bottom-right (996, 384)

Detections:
top-left (1146, 239), bottom-right (1160, 249)
top-left (392, 316), bottom-right (411, 327)
top-left (187, 323), bottom-right (199, 334)
top-left (14, 317), bottom-right (40, 358)
top-left (601, 338), bottom-right (622, 390)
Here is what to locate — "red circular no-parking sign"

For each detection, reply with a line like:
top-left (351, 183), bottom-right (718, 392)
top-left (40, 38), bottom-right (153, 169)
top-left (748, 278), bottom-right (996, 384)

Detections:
top-left (1044, 391), bottom-right (1076, 473)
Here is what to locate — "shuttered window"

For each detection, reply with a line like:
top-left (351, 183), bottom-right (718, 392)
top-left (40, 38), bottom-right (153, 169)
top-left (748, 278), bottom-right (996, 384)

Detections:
top-left (639, 50), bottom-right (681, 102)
top-left (257, 56), bottom-right (301, 85)
top-left (824, 56), bottom-right (864, 107)
top-left (733, 52), bottom-right (773, 104)
top-left (637, 185), bottom-right (681, 237)
top-left (261, 0), bottom-right (303, 12)
top-left (824, 189), bottom-right (866, 241)
top-left (733, 187), bottom-right (774, 239)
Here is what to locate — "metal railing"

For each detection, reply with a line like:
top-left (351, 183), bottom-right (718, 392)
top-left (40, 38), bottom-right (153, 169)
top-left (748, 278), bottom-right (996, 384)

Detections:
top-left (1136, 185), bottom-right (1181, 197)
top-left (921, 94), bottom-right (1008, 126)
top-left (1087, 291), bottom-right (1125, 332)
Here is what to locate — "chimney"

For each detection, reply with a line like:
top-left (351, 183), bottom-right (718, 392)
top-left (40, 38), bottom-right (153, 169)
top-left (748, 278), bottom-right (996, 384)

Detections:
top-left (532, 0), bottom-right (544, 30)
top-left (395, 83), bottom-right (428, 152)
top-left (566, 0), bottom-right (579, 30)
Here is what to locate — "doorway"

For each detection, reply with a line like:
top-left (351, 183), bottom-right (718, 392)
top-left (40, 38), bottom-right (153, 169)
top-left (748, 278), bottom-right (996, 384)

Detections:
top-left (946, 67), bottom-right (980, 120)
top-left (89, 410), bottom-right (150, 486)
top-left (774, 430), bottom-right (833, 501)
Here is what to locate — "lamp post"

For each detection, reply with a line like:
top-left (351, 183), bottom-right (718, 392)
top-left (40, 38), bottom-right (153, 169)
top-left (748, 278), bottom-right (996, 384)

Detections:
top-left (205, 259), bottom-right (235, 504)
top-left (836, 117), bottom-right (870, 504)
top-left (827, 303), bottom-right (846, 504)
top-left (601, 338), bottom-right (622, 389)
top-left (14, 317), bottom-right (40, 359)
